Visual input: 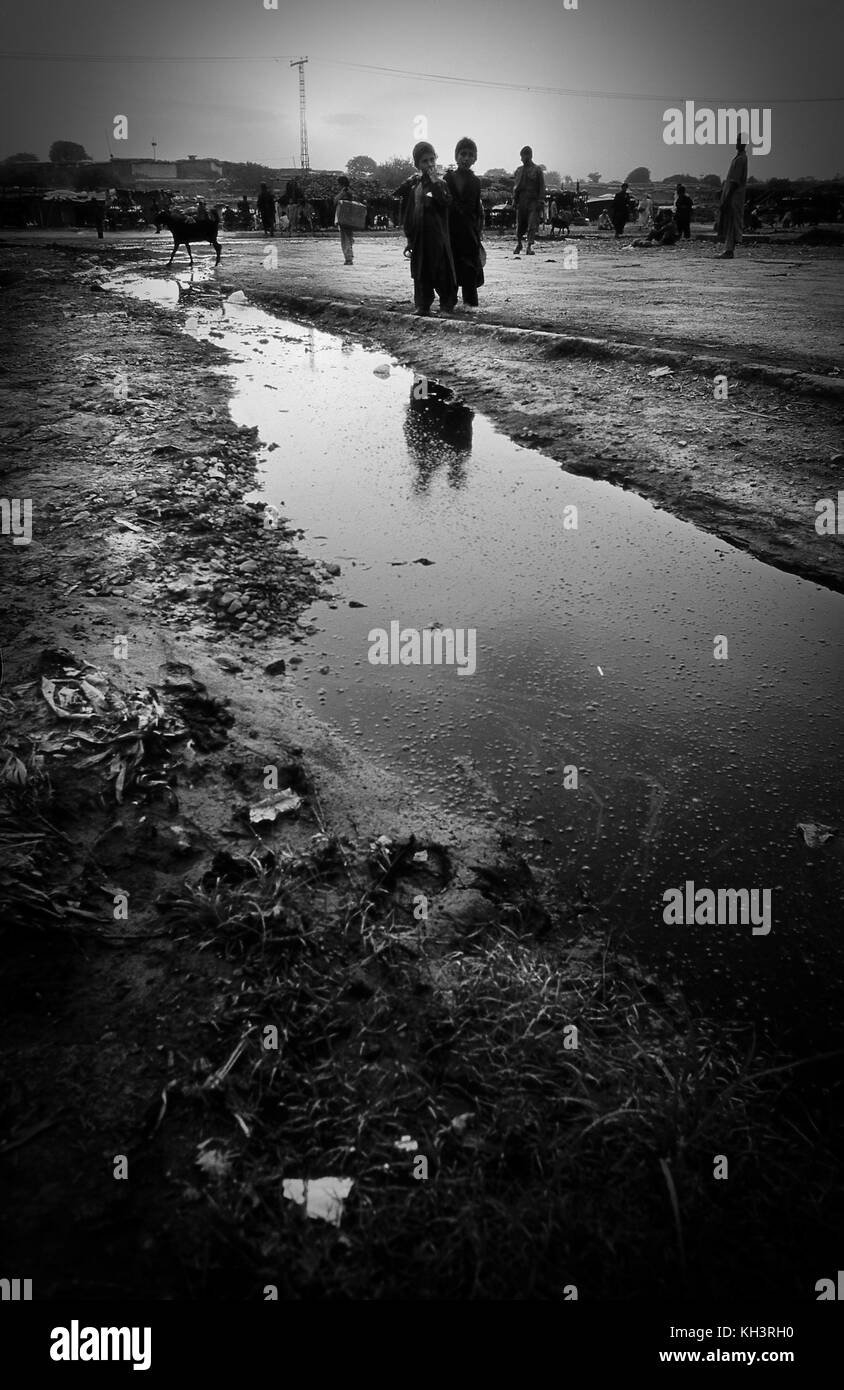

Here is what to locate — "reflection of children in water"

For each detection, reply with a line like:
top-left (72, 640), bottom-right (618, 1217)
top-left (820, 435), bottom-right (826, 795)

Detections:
top-left (403, 382), bottom-right (473, 491)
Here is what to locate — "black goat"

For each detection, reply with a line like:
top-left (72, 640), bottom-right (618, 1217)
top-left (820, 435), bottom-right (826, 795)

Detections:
top-left (155, 210), bottom-right (221, 266)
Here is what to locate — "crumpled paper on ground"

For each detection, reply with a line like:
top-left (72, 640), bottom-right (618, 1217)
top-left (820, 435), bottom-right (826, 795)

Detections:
top-left (282, 1176), bottom-right (354, 1227)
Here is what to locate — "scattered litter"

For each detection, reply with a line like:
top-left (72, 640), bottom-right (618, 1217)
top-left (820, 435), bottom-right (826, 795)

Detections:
top-left (114, 517), bottom-right (145, 534)
top-left (372, 363), bottom-right (391, 378)
top-left (451, 1113), bottom-right (475, 1134)
top-left (597, 666), bottom-right (604, 676)
top-left (195, 1144), bottom-right (233, 1179)
top-left (247, 789), bottom-right (302, 823)
top-left (226, 290), bottom-right (247, 305)
top-left (168, 824), bottom-right (193, 851)
top-left (648, 366), bottom-right (674, 379)
top-left (394, 1135), bottom-right (418, 1153)
top-left (413, 557), bottom-right (435, 566)
top-left (282, 1176), bottom-right (354, 1227)
top-left (412, 850), bottom-right (428, 863)
top-left (797, 821), bottom-right (837, 848)
top-left (41, 675), bottom-right (106, 720)
top-left (0, 750), bottom-right (28, 785)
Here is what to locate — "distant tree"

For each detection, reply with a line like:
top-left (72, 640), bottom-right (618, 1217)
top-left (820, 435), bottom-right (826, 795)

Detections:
top-left (545, 169), bottom-right (562, 186)
top-left (701, 173), bottom-right (721, 187)
top-left (563, 174), bottom-right (574, 186)
top-left (221, 160), bottom-right (278, 191)
top-left (4, 151), bottom-right (39, 163)
top-left (587, 171), bottom-right (602, 183)
top-left (346, 154), bottom-right (377, 178)
top-left (625, 165), bottom-right (650, 183)
top-left (49, 140), bottom-right (90, 164)
top-left (376, 155), bottom-right (415, 186)
top-left (483, 167), bottom-right (511, 181)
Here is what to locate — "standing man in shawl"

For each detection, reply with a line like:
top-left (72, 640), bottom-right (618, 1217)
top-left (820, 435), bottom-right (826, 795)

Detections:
top-left (513, 145), bottom-right (545, 255)
top-left (392, 141), bottom-right (457, 317)
top-left (256, 182), bottom-right (276, 237)
top-left (611, 182), bottom-right (630, 238)
top-left (674, 183), bottom-right (693, 240)
top-left (444, 137), bottom-right (485, 309)
top-left (716, 136), bottom-right (748, 259)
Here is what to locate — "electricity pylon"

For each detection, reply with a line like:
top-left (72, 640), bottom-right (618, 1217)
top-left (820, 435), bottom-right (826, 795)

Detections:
top-left (290, 57), bottom-right (310, 172)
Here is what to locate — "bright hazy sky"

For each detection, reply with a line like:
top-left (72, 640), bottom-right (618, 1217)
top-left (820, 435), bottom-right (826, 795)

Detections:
top-left (1, 0), bottom-right (841, 178)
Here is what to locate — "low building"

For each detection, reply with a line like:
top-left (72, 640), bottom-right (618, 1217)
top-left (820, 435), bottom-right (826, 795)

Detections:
top-left (110, 158), bottom-right (178, 181)
top-left (176, 157), bottom-right (223, 179)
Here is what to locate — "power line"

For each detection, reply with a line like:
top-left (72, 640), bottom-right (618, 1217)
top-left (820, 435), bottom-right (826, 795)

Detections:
top-left (0, 50), bottom-right (841, 102)
top-left (317, 58), bottom-right (844, 104)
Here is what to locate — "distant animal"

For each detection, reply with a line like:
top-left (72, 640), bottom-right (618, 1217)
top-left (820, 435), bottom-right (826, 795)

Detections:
top-left (546, 199), bottom-right (570, 239)
top-left (154, 209), bottom-right (221, 266)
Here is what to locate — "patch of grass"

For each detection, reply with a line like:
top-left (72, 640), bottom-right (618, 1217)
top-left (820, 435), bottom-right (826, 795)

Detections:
top-left (152, 840), bottom-right (841, 1299)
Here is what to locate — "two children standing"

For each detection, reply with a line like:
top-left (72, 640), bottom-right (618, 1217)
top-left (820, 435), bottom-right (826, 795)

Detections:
top-left (393, 137), bottom-right (485, 317)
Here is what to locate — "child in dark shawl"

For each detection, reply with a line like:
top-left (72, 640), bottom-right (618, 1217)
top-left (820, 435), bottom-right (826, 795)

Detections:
top-left (393, 141), bottom-right (457, 316)
top-left (444, 137), bottom-right (485, 308)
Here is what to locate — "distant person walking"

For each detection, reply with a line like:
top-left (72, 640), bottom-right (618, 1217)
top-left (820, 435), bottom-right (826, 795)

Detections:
top-left (257, 182), bottom-right (276, 237)
top-left (392, 141), bottom-right (457, 317)
top-left (674, 184), bottom-right (693, 240)
top-left (611, 182), bottom-right (630, 238)
top-left (513, 145), bottom-right (545, 255)
top-left (444, 137), bottom-right (485, 307)
top-left (716, 136), bottom-right (748, 259)
top-left (334, 175), bottom-right (356, 265)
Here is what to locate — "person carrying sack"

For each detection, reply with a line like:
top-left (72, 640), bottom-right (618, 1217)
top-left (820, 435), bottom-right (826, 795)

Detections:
top-left (334, 175), bottom-right (356, 264)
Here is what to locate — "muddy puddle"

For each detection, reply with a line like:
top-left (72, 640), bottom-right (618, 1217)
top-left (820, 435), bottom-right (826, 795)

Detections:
top-left (114, 271), bottom-right (844, 1044)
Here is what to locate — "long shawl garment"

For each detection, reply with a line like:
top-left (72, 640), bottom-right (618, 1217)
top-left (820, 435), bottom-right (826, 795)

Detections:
top-left (611, 188), bottom-right (629, 234)
top-left (395, 172), bottom-right (457, 305)
top-left (443, 168), bottom-right (485, 292)
top-left (717, 150), bottom-right (748, 245)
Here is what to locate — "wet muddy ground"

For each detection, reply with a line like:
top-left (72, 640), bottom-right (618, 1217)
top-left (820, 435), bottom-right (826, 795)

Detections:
top-left (0, 235), bottom-right (842, 1300)
top-left (27, 222), bottom-right (840, 590)
top-left (112, 271), bottom-right (844, 1054)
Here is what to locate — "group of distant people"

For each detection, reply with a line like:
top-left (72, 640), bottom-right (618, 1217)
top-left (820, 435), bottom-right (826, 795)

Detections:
top-left (383, 133), bottom-right (753, 316)
top-left (606, 182), bottom-right (692, 246)
top-left (253, 181), bottom-right (317, 237)
top-left (149, 131), bottom-right (751, 299)
top-left (605, 138), bottom-right (748, 256)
